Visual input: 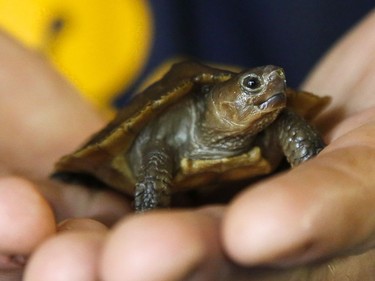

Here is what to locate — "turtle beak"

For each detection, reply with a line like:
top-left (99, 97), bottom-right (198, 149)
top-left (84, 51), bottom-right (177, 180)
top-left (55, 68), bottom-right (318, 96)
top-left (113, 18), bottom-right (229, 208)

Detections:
top-left (255, 67), bottom-right (287, 111)
top-left (258, 93), bottom-right (286, 110)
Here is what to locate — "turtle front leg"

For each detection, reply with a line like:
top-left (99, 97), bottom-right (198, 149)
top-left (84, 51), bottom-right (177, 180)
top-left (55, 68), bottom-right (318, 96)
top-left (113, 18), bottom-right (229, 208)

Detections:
top-left (134, 145), bottom-right (174, 213)
top-left (274, 109), bottom-right (325, 167)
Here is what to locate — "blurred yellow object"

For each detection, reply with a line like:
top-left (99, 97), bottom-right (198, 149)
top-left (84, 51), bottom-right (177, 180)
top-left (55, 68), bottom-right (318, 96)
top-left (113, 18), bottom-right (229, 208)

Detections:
top-left (0, 0), bottom-right (152, 112)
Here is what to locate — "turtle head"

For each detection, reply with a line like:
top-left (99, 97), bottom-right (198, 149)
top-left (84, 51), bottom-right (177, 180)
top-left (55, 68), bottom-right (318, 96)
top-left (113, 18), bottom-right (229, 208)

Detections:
top-left (205, 65), bottom-right (287, 136)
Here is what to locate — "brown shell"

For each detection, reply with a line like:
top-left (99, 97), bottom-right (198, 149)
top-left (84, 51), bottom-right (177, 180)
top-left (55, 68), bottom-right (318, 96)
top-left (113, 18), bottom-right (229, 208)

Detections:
top-left (54, 61), bottom-right (330, 194)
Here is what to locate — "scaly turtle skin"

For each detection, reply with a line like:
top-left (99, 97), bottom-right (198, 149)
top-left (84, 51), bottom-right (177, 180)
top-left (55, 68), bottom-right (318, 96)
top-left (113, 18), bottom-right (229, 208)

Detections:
top-left (53, 61), bottom-right (330, 212)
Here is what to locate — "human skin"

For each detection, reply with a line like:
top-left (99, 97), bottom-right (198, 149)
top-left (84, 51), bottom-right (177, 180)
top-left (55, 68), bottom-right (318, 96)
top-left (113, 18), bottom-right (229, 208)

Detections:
top-left (0, 9), bottom-right (375, 281)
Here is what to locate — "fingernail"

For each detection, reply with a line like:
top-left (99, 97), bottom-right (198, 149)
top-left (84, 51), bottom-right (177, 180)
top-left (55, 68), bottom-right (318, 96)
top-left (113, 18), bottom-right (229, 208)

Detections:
top-left (58, 218), bottom-right (108, 233)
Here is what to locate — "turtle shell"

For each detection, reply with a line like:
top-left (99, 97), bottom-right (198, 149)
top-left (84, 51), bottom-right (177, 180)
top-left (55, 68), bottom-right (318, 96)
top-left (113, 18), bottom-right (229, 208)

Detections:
top-left (54, 61), bottom-right (330, 195)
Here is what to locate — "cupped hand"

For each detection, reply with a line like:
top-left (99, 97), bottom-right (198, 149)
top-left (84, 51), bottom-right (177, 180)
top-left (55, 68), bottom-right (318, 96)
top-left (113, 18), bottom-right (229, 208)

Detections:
top-left (97, 10), bottom-right (375, 281)
top-left (1, 9), bottom-right (375, 281)
top-left (0, 32), bottom-right (130, 280)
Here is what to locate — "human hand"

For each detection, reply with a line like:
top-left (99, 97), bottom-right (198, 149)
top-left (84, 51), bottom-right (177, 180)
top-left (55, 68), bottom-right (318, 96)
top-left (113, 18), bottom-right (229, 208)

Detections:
top-left (0, 32), bottom-right (130, 280)
top-left (1, 9), bottom-right (375, 281)
top-left (94, 10), bottom-right (375, 281)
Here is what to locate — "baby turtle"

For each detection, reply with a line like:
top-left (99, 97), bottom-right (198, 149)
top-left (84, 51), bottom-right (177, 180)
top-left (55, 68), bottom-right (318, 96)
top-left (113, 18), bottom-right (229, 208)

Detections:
top-left (53, 61), bottom-right (329, 212)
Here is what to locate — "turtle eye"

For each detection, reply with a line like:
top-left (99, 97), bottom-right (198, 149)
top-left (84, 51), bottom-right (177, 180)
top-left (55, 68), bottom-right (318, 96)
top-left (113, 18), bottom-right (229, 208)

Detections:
top-left (201, 84), bottom-right (213, 94)
top-left (241, 74), bottom-right (263, 93)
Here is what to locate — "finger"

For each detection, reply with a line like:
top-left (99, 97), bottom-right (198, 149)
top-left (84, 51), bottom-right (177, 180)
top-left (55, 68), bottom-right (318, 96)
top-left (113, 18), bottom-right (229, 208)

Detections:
top-left (0, 177), bottom-right (55, 256)
top-left (0, 269), bottom-right (23, 281)
top-left (0, 31), bottom-right (105, 177)
top-left (303, 10), bottom-right (375, 119)
top-left (44, 179), bottom-right (132, 226)
top-left (100, 208), bottom-right (227, 281)
top-left (24, 218), bottom-right (107, 281)
top-left (223, 121), bottom-right (375, 266)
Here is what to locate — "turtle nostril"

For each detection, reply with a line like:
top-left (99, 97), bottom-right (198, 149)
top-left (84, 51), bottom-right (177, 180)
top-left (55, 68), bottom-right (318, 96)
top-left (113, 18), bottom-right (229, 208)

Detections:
top-left (268, 68), bottom-right (285, 81)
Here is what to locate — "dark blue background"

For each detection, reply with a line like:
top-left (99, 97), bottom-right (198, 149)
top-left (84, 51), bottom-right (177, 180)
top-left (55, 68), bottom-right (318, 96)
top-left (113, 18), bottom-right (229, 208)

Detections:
top-left (118, 1), bottom-right (373, 104)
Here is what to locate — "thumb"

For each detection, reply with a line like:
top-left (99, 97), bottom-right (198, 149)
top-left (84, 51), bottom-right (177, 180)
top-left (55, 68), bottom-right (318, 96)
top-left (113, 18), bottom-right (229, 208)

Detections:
top-left (223, 122), bottom-right (375, 266)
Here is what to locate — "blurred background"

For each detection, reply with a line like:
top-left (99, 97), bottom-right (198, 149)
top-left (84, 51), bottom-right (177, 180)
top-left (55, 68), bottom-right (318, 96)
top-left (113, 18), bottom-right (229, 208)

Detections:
top-left (0, 0), bottom-right (373, 112)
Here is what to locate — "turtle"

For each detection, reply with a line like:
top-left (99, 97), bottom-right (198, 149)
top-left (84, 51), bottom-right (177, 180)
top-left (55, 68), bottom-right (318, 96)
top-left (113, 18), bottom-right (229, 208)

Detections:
top-left (53, 61), bottom-right (330, 212)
